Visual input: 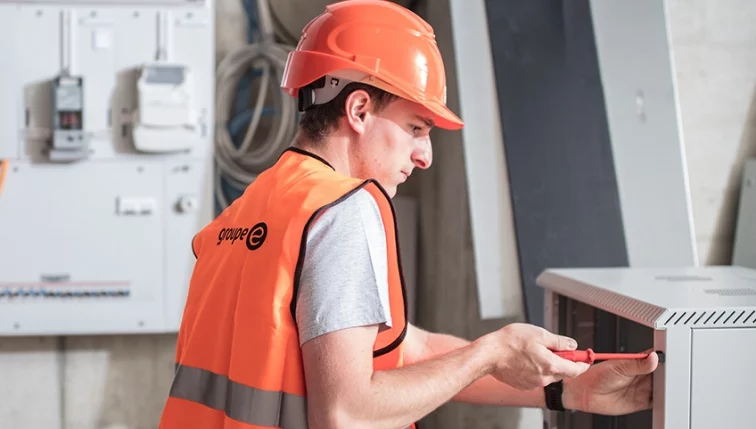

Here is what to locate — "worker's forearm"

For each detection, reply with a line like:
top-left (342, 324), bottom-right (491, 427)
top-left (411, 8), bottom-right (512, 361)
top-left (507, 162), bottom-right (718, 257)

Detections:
top-left (339, 339), bottom-right (493, 429)
top-left (420, 332), bottom-right (574, 409)
top-left (455, 373), bottom-right (544, 407)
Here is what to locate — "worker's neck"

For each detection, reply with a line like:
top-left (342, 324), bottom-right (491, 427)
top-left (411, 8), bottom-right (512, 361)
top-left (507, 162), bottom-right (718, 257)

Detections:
top-left (291, 131), bottom-right (355, 177)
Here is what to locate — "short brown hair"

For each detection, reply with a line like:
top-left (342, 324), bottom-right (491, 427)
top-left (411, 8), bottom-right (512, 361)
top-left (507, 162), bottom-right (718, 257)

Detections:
top-left (298, 82), bottom-right (400, 143)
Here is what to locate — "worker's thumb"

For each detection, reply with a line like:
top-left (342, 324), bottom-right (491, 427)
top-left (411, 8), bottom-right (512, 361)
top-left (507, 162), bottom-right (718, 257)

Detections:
top-left (614, 351), bottom-right (659, 376)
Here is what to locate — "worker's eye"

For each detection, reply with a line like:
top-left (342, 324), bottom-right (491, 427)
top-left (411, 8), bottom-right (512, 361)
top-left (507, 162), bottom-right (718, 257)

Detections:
top-left (409, 124), bottom-right (422, 134)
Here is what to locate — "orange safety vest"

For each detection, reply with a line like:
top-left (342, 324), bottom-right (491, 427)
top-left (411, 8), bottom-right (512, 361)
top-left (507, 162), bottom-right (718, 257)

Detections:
top-left (159, 147), bottom-right (411, 429)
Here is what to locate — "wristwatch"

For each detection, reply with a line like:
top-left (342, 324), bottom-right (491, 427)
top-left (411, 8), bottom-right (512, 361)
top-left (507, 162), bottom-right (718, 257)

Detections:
top-left (544, 380), bottom-right (566, 411)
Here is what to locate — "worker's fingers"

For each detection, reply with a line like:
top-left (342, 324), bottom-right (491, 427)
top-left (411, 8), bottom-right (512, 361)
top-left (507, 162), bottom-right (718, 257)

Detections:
top-left (541, 331), bottom-right (578, 351)
top-left (543, 351), bottom-right (591, 378)
top-left (614, 351), bottom-right (659, 377)
top-left (574, 361), bottom-right (591, 374)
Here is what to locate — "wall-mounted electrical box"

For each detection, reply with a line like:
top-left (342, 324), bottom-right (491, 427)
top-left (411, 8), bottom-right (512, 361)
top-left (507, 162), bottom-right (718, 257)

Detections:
top-left (0, 0), bottom-right (214, 336)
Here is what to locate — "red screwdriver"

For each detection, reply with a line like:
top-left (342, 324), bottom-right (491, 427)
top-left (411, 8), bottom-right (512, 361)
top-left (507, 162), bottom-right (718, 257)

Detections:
top-left (553, 348), bottom-right (651, 364)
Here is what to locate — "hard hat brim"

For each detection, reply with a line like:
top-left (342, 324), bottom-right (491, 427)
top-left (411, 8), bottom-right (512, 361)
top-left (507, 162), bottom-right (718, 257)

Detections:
top-left (327, 69), bottom-right (466, 131)
top-left (424, 99), bottom-right (464, 131)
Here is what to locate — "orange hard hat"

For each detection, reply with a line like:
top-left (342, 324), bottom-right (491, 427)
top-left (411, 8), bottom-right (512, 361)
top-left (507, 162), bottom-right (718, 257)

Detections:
top-left (281, 0), bottom-right (464, 130)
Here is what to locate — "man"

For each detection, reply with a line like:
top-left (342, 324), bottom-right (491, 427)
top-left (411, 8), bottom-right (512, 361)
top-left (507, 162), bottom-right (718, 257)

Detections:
top-left (159, 1), bottom-right (659, 428)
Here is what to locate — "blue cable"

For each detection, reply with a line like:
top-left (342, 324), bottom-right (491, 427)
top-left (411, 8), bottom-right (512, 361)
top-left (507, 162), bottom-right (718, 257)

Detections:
top-left (231, 0), bottom-right (264, 148)
top-left (243, 0), bottom-right (259, 44)
top-left (218, 0), bottom-right (278, 212)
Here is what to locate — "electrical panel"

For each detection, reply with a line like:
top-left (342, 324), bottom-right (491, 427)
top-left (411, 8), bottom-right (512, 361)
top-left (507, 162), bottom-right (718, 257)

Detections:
top-left (0, 0), bottom-right (214, 336)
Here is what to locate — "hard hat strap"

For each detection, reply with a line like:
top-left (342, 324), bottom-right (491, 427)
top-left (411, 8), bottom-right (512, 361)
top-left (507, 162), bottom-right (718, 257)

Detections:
top-left (298, 73), bottom-right (360, 111)
top-left (297, 76), bottom-right (325, 111)
top-left (297, 70), bottom-right (405, 112)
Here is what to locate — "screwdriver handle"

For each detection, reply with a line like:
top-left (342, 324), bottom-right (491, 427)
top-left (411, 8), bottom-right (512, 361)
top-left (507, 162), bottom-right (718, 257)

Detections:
top-left (553, 348), bottom-right (651, 364)
top-left (553, 349), bottom-right (596, 364)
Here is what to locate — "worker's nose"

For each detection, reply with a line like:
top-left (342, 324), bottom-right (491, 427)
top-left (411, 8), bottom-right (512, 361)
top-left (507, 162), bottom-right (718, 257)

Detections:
top-left (412, 138), bottom-right (432, 170)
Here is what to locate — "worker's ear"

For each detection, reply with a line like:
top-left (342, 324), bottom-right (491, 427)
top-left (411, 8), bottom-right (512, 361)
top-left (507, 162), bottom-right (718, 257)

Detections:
top-left (344, 89), bottom-right (371, 135)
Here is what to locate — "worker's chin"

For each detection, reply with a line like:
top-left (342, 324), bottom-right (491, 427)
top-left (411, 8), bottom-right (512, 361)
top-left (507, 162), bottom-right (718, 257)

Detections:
top-left (371, 178), bottom-right (398, 198)
top-left (381, 184), bottom-right (398, 199)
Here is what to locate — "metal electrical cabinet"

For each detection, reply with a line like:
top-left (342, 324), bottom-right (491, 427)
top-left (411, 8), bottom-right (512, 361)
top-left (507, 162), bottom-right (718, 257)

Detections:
top-left (538, 266), bottom-right (756, 429)
top-left (0, 0), bottom-right (215, 336)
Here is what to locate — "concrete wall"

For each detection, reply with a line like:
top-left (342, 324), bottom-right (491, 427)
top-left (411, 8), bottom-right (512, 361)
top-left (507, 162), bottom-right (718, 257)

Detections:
top-left (2, 1), bottom-right (756, 428)
top-left (667, 0), bottom-right (756, 265)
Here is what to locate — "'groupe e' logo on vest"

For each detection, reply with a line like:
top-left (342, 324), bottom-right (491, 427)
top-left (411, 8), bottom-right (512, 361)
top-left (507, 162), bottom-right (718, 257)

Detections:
top-left (216, 222), bottom-right (267, 251)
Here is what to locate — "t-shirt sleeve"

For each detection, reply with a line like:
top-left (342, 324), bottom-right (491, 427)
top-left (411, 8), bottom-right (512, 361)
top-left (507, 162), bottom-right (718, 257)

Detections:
top-left (295, 188), bottom-right (392, 346)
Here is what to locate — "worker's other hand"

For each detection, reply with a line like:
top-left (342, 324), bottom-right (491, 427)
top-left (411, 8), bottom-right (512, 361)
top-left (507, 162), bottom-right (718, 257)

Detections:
top-left (482, 323), bottom-right (590, 391)
top-left (565, 349), bottom-right (659, 415)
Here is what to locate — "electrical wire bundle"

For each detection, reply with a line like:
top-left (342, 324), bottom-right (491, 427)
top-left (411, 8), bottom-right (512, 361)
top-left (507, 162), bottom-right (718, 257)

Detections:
top-left (213, 0), bottom-right (298, 211)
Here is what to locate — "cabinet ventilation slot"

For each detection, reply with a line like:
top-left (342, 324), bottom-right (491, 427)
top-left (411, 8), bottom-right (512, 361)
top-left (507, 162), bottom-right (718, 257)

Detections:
top-left (661, 309), bottom-right (756, 327)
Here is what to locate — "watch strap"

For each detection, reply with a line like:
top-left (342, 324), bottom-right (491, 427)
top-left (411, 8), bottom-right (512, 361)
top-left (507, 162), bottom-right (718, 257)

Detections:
top-left (544, 380), bottom-right (566, 411)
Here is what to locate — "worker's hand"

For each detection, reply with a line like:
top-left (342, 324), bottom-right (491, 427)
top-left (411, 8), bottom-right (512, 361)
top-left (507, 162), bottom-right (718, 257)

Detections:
top-left (482, 323), bottom-right (590, 391)
top-left (565, 350), bottom-right (659, 415)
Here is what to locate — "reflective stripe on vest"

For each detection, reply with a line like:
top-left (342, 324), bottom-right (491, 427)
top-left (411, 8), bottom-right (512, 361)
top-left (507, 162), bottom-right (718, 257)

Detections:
top-left (170, 364), bottom-right (306, 429)
top-left (169, 364), bottom-right (413, 429)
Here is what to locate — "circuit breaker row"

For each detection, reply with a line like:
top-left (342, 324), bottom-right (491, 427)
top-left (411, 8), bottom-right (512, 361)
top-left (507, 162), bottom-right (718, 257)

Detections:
top-left (1, 288), bottom-right (131, 298)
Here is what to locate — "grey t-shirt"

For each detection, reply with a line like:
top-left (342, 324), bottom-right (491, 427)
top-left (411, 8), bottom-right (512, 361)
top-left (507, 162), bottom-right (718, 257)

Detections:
top-left (295, 189), bottom-right (392, 346)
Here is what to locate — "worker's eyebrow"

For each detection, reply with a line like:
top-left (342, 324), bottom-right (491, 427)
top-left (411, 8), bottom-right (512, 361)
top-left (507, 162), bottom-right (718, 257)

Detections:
top-left (414, 115), bottom-right (435, 128)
